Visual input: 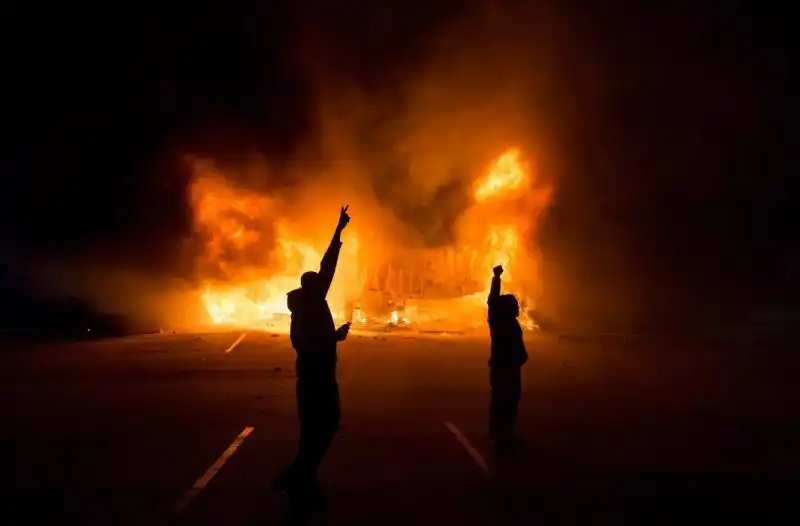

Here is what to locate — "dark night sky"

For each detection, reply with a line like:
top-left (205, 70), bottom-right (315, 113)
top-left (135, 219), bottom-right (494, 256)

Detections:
top-left (0, 1), bottom-right (795, 315)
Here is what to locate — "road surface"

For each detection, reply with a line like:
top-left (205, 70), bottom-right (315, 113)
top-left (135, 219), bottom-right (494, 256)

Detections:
top-left (1, 331), bottom-right (798, 525)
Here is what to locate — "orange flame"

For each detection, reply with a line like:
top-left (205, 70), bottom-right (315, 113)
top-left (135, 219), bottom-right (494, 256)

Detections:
top-left (483, 225), bottom-right (519, 282)
top-left (188, 165), bottom-right (362, 331)
top-left (473, 148), bottom-right (528, 203)
top-left (190, 147), bottom-right (550, 332)
top-left (460, 147), bottom-right (538, 293)
top-left (197, 226), bottom-right (361, 330)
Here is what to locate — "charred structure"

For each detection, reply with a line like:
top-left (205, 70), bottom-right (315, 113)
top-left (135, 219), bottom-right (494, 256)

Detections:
top-left (192, 148), bottom-right (551, 334)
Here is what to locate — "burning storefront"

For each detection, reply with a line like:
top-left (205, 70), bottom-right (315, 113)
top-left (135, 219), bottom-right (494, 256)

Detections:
top-left (351, 243), bottom-right (540, 333)
top-left (192, 148), bottom-right (551, 334)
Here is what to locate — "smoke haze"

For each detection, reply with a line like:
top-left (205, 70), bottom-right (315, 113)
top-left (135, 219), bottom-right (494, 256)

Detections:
top-left (2, 0), bottom-right (792, 333)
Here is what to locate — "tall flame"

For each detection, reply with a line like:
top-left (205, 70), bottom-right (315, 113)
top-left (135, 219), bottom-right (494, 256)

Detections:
top-left (484, 225), bottom-right (519, 282)
top-left (460, 147), bottom-right (539, 295)
top-left (188, 165), bottom-right (362, 330)
top-left (473, 148), bottom-right (527, 203)
top-left (191, 147), bottom-right (550, 332)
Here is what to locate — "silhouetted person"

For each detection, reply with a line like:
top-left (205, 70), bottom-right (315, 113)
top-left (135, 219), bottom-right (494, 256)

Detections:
top-left (487, 264), bottom-right (528, 447)
top-left (274, 205), bottom-right (352, 506)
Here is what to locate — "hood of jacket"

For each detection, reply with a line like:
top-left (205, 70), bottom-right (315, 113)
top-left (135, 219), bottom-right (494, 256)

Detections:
top-left (287, 287), bottom-right (304, 314)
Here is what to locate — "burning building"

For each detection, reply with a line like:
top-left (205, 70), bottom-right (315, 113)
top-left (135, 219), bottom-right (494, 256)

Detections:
top-left (192, 148), bottom-right (551, 334)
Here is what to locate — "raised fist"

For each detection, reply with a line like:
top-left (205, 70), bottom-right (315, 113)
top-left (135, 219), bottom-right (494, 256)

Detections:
top-left (493, 265), bottom-right (504, 277)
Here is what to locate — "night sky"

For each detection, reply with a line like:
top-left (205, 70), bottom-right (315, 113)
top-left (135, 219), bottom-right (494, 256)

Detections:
top-left (0, 1), bottom-right (795, 321)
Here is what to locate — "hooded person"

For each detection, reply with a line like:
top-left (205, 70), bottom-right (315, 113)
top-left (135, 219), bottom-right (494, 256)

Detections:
top-left (487, 264), bottom-right (528, 447)
top-left (275, 205), bottom-right (352, 504)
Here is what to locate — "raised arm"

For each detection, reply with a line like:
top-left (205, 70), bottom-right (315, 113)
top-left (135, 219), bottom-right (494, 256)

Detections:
top-left (318, 205), bottom-right (351, 297)
top-left (487, 265), bottom-right (503, 320)
top-left (488, 265), bottom-right (504, 303)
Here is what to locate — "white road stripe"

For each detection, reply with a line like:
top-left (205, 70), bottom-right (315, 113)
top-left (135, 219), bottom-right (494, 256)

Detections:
top-left (224, 332), bottom-right (247, 353)
top-left (445, 421), bottom-right (490, 475)
top-left (171, 426), bottom-right (254, 513)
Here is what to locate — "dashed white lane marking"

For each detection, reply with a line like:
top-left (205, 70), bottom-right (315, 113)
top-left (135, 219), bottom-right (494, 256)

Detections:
top-left (445, 421), bottom-right (490, 475)
top-left (171, 426), bottom-right (254, 513)
top-left (224, 332), bottom-right (247, 353)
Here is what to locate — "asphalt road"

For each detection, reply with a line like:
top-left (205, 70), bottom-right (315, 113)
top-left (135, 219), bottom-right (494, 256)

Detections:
top-left (1, 330), bottom-right (798, 525)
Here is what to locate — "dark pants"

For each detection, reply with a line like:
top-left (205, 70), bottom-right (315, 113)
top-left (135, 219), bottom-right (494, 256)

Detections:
top-left (289, 368), bottom-right (340, 485)
top-left (489, 366), bottom-right (522, 438)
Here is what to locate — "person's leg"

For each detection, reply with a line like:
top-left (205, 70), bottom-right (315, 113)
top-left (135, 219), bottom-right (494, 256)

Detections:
top-left (319, 378), bottom-right (341, 457)
top-left (508, 367), bottom-right (522, 436)
top-left (489, 367), bottom-right (502, 438)
top-left (304, 376), bottom-right (340, 474)
top-left (274, 376), bottom-right (312, 492)
top-left (289, 376), bottom-right (326, 488)
top-left (284, 375), bottom-right (337, 507)
top-left (495, 367), bottom-right (517, 442)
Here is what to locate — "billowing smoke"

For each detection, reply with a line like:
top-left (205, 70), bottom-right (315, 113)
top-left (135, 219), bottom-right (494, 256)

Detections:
top-left (188, 0), bottom-right (560, 257)
top-left (18, 1), bottom-right (577, 333)
top-left (9, 1), bottom-right (784, 336)
top-left (294, 1), bottom-right (559, 246)
top-left (180, 0), bottom-right (562, 330)
top-left (24, 259), bottom-right (205, 332)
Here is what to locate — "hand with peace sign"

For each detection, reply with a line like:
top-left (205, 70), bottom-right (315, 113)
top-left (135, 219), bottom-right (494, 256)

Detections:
top-left (337, 204), bottom-right (351, 231)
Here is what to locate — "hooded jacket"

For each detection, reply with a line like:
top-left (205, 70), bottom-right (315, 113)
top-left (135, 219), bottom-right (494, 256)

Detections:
top-left (287, 239), bottom-right (342, 375)
top-left (487, 276), bottom-right (529, 368)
